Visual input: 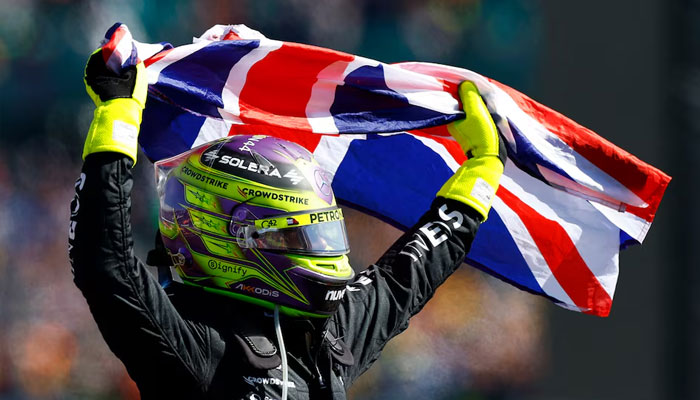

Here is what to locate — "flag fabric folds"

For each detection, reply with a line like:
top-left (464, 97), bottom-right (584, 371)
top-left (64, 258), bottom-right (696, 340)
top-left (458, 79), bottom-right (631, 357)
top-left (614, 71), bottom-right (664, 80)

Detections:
top-left (99, 23), bottom-right (670, 316)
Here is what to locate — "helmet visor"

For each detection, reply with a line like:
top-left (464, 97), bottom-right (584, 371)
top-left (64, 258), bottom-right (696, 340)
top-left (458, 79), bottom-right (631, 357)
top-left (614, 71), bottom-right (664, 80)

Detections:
top-left (236, 208), bottom-right (350, 256)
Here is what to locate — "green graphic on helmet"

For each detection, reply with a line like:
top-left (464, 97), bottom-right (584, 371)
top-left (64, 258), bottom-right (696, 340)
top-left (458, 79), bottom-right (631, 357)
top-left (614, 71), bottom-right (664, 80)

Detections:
top-left (156, 135), bottom-right (355, 317)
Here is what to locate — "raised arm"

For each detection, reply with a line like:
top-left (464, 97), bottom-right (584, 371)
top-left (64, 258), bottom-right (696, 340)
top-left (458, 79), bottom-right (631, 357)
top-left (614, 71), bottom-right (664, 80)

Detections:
top-left (68, 50), bottom-right (209, 396)
top-left (333, 82), bottom-right (506, 384)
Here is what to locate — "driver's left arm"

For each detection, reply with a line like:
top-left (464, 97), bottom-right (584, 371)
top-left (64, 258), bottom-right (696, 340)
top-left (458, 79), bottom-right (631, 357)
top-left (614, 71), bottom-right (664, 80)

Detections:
top-left (331, 81), bottom-right (506, 387)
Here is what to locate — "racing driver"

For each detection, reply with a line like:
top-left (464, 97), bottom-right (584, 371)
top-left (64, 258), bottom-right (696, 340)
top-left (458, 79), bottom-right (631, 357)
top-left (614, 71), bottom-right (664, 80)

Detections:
top-left (69, 46), bottom-right (506, 399)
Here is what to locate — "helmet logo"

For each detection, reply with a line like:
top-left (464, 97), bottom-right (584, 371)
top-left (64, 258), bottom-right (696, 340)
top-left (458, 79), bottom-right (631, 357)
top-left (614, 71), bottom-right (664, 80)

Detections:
top-left (260, 219), bottom-right (278, 229)
top-left (208, 259), bottom-right (248, 276)
top-left (325, 288), bottom-right (346, 301)
top-left (309, 209), bottom-right (342, 223)
top-left (217, 155), bottom-right (283, 178)
top-left (283, 169), bottom-right (304, 185)
top-left (314, 170), bottom-right (332, 196)
top-left (238, 136), bottom-right (265, 152)
top-left (182, 166), bottom-right (229, 189)
top-left (234, 283), bottom-right (280, 298)
top-left (238, 187), bottom-right (310, 205)
top-left (202, 150), bottom-right (220, 164)
top-left (286, 217), bottom-right (300, 226)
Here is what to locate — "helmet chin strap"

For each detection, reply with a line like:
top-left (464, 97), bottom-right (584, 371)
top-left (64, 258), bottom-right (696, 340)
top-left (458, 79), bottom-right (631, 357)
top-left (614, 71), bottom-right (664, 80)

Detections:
top-left (274, 305), bottom-right (288, 400)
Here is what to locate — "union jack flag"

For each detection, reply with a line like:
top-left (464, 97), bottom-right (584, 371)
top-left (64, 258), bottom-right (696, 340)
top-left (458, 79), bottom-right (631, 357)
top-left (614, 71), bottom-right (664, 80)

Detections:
top-left (100, 23), bottom-right (670, 316)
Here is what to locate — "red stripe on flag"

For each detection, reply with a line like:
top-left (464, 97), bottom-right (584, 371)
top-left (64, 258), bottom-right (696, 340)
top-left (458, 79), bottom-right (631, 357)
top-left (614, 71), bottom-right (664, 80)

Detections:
top-left (144, 47), bottom-right (174, 68)
top-left (228, 124), bottom-right (324, 153)
top-left (222, 31), bottom-right (241, 40)
top-left (102, 26), bottom-right (126, 63)
top-left (489, 78), bottom-right (670, 223)
top-left (440, 78), bottom-right (460, 99)
top-left (498, 186), bottom-right (613, 316)
top-left (238, 42), bottom-right (353, 131)
top-left (408, 127), bottom-right (467, 165)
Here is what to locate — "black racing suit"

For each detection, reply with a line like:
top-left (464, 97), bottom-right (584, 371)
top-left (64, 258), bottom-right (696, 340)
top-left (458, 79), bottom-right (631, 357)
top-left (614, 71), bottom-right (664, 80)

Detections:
top-left (68, 153), bottom-right (482, 399)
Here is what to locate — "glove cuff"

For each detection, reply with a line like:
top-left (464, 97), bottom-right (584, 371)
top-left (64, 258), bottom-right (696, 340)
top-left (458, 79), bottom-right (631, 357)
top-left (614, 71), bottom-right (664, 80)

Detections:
top-left (437, 156), bottom-right (504, 221)
top-left (82, 98), bottom-right (143, 165)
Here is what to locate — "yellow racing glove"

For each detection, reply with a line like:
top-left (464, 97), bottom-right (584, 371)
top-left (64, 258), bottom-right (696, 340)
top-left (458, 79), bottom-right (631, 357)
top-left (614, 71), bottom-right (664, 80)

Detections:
top-left (437, 81), bottom-right (506, 221)
top-left (82, 49), bottom-right (147, 165)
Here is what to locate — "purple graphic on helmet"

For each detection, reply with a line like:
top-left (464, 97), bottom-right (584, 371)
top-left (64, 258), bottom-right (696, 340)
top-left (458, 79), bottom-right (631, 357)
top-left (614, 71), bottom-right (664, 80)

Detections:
top-left (155, 135), bottom-right (354, 318)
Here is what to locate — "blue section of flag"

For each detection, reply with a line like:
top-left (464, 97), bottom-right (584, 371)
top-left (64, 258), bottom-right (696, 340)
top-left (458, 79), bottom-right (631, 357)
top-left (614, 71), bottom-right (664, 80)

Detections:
top-left (619, 230), bottom-right (637, 250)
top-left (332, 134), bottom-right (453, 229)
top-left (331, 64), bottom-right (459, 134)
top-left (140, 99), bottom-right (206, 162)
top-left (468, 210), bottom-right (543, 295)
top-left (153, 40), bottom-right (260, 119)
top-left (104, 22), bottom-right (122, 41)
top-left (506, 118), bottom-right (572, 182)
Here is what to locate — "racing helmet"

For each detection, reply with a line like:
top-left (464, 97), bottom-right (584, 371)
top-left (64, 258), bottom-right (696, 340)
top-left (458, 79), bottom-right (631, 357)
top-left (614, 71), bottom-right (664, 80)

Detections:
top-left (155, 135), bottom-right (354, 318)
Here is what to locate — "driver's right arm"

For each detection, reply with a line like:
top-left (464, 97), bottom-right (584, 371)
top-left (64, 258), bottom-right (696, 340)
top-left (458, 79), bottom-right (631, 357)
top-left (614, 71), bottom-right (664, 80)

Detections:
top-left (68, 50), bottom-right (210, 396)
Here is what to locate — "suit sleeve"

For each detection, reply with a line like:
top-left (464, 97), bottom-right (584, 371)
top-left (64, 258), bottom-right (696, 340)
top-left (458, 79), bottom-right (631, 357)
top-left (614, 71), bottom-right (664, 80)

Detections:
top-left (333, 197), bottom-right (482, 385)
top-left (68, 153), bottom-right (210, 394)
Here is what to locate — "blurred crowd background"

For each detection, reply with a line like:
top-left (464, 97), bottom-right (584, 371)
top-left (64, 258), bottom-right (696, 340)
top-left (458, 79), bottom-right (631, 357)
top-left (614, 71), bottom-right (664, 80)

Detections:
top-left (0, 0), bottom-right (695, 399)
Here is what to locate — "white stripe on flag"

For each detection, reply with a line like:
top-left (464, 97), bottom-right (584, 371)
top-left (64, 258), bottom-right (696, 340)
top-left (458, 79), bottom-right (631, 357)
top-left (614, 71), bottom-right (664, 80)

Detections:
top-left (113, 28), bottom-right (134, 68)
top-left (313, 135), bottom-right (364, 178)
top-left (133, 40), bottom-right (168, 61)
top-left (307, 57), bottom-right (380, 133)
top-left (192, 117), bottom-right (233, 148)
top-left (145, 41), bottom-right (211, 85)
top-left (590, 201), bottom-right (652, 243)
top-left (306, 60), bottom-right (350, 133)
top-left (500, 163), bottom-right (620, 300)
top-left (394, 61), bottom-right (647, 214)
top-left (383, 65), bottom-right (461, 115)
top-left (538, 164), bottom-right (651, 242)
top-left (220, 39), bottom-right (283, 122)
top-left (486, 82), bottom-right (647, 209)
top-left (410, 134), bottom-right (461, 172)
top-left (491, 195), bottom-right (576, 308)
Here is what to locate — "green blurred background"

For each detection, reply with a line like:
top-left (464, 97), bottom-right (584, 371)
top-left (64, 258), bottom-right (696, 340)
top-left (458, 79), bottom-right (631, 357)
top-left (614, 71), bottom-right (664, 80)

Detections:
top-left (0, 0), bottom-right (695, 399)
